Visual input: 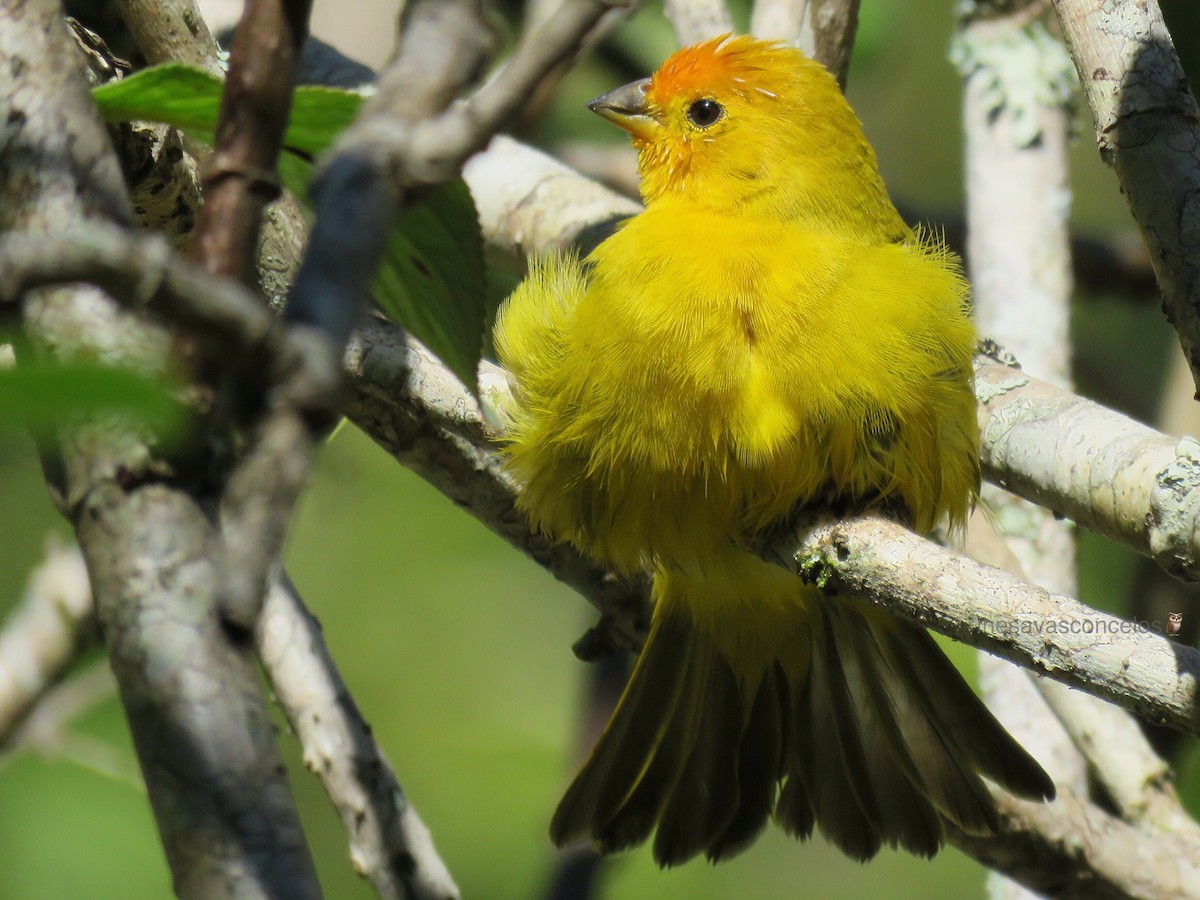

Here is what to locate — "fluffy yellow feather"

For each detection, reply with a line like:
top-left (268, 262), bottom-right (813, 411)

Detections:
top-left (495, 35), bottom-right (1053, 866)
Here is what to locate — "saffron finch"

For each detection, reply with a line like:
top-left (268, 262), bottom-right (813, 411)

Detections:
top-left (495, 35), bottom-right (1054, 866)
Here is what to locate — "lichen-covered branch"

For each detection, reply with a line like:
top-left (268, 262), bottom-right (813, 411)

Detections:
top-left (771, 510), bottom-right (1200, 734)
top-left (1053, 0), bottom-right (1200, 393)
top-left (955, 17), bottom-right (1086, 898)
top-left (974, 351), bottom-right (1200, 579)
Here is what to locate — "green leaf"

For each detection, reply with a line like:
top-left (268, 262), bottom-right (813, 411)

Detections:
top-left (92, 63), bottom-right (487, 391)
top-left (373, 181), bottom-right (486, 390)
top-left (0, 360), bottom-right (187, 441)
top-left (92, 64), bottom-right (224, 144)
top-left (284, 86), bottom-right (364, 156)
top-left (91, 64), bottom-right (365, 157)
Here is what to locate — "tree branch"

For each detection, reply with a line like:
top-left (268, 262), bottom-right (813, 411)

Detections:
top-left (974, 349), bottom-right (1200, 579)
top-left (0, 539), bottom-right (94, 747)
top-left (0, 227), bottom-right (273, 350)
top-left (0, 2), bottom-right (320, 894)
top-left (798, 0), bottom-right (861, 87)
top-left (257, 573), bottom-right (460, 900)
top-left (663, 0), bottom-right (734, 45)
top-left (1053, 0), bottom-right (1200, 394)
top-left (955, 14), bottom-right (1086, 900)
top-left (189, 0), bottom-right (310, 284)
top-left (770, 510), bottom-right (1200, 734)
top-left (112, 0), bottom-right (223, 75)
top-left (950, 788), bottom-right (1200, 898)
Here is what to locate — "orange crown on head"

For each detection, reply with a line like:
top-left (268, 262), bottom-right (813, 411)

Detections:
top-left (648, 34), bottom-right (807, 108)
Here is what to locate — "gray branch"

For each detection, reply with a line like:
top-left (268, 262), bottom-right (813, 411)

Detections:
top-left (771, 510), bottom-right (1200, 734)
top-left (257, 574), bottom-right (460, 900)
top-left (0, 2), bottom-right (320, 895)
top-left (0, 539), bottom-right (95, 746)
top-left (1053, 0), bottom-right (1200, 393)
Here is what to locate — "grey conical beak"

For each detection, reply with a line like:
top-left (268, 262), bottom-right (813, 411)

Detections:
top-left (587, 77), bottom-right (658, 140)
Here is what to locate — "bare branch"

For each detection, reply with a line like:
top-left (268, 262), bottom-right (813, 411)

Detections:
top-left (335, 0), bottom-right (629, 192)
top-left (750, 0), bottom-right (863, 85)
top-left (974, 351), bottom-right (1200, 579)
top-left (0, 227), bottom-right (272, 351)
top-left (950, 788), bottom-right (1200, 898)
top-left (81, 485), bottom-right (321, 897)
top-left (1053, 0), bottom-right (1200, 393)
top-left (460, 0), bottom-right (635, 144)
top-left (969, 513), bottom-right (1200, 844)
top-left (112, 0), bottom-right (224, 75)
top-left (2, 663), bottom-right (134, 787)
top-left (751, 0), bottom-right (808, 43)
top-left (0, 2), bottom-right (320, 894)
top-left (257, 574), bottom-right (459, 900)
top-left (464, 136), bottom-right (640, 262)
top-left (1039, 684), bottom-right (1200, 840)
top-left (0, 539), bottom-right (94, 746)
top-left (770, 510), bottom-right (1200, 734)
top-left (798, 0), bottom-right (861, 87)
top-left (188, 0), bottom-right (310, 286)
top-left (664, 0), bottom-right (734, 45)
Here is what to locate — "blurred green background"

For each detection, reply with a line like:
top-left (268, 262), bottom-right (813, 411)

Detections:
top-left (2, 0), bottom-right (1199, 897)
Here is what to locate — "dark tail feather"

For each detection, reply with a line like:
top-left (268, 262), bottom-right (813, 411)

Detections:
top-left (793, 619), bottom-right (883, 860)
top-left (552, 612), bottom-right (788, 866)
top-left (705, 663), bottom-right (786, 862)
top-left (591, 638), bottom-right (706, 853)
top-left (797, 603), bottom-right (1054, 852)
top-left (552, 596), bottom-right (1053, 867)
top-left (550, 613), bottom-right (693, 847)
top-left (652, 657), bottom-right (742, 866)
top-left (882, 625), bottom-right (1056, 802)
top-left (833, 615), bottom-right (945, 857)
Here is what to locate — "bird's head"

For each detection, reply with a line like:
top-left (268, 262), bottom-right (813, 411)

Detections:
top-left (589, 35), bottom-right (898, 232)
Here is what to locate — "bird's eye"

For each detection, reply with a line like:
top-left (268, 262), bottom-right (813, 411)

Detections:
top-left (686, 98), bottom-right (723, 128)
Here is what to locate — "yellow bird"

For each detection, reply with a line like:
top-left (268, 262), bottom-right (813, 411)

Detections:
top-left (495, 35), bottom-right (1053, 866)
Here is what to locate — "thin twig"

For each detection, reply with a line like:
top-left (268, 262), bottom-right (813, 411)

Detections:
top-left (188, 0), bottom-right (311, 285)
top-left (0, 539), bottom-right (95, 747)
top-left (257, 574), bottom-right (459, 900)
